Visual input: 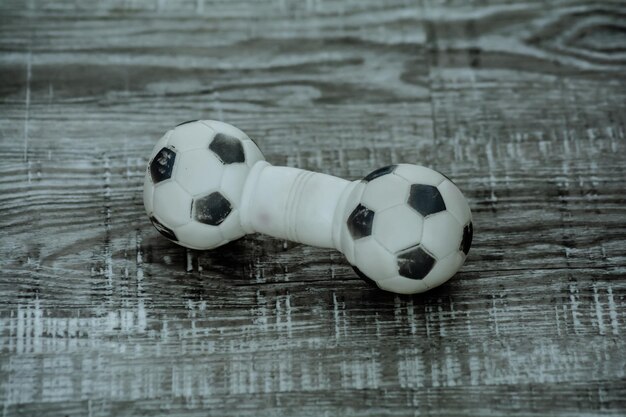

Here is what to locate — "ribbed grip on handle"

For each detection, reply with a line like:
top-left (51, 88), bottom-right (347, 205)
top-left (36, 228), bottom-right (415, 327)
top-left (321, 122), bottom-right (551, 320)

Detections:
top-left (240, 162), bottom-right (352, 249)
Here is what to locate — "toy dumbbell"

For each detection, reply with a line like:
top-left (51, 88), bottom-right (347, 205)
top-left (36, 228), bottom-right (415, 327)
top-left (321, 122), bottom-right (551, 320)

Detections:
top-left (143, 120), bottom-right (473, 294)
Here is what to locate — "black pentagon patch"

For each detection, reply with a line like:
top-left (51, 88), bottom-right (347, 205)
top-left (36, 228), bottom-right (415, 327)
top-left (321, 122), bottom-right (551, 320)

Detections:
top-left (397, 245), bottom-right (435, 280)
top-left (347, 204), bottom-right (375, 240)
top-left (407, 184), bottom-right (446, 217)
top-left (461, 221), bottom-right (473, 255)
top-left (352, 265), bottom-right (379, 289)
top-left (150, 147), bottom-right (176, 184)
top-left (209, 133), bottom-right (245, 164)
top-left (194, 192), bottom-right (232, 226)
top-left (150, 216), bottom-right (177, 241)
top-left (363, 165), bottom-right (397, 182)
top-left (176, 119), bottom-right (198, 127)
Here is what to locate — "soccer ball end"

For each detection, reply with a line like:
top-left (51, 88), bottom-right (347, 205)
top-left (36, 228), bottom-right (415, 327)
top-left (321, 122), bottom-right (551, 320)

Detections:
top-left (341, 164), bottom-right (472, 294)
top-left (143, 120), bottom-right (265, 249)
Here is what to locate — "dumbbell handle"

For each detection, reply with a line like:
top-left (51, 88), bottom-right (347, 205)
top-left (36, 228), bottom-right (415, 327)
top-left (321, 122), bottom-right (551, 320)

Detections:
top-left (240, 161), bottom-right (357, 250)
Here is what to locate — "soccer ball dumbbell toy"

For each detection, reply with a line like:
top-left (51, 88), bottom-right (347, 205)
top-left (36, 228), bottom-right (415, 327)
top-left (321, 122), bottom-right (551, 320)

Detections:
top-left (144, 120), bottom-right (473, 294)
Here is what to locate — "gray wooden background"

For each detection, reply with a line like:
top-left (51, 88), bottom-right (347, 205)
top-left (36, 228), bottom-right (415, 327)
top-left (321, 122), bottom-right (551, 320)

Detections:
top-left (1, 0), bottom-right (625, 416)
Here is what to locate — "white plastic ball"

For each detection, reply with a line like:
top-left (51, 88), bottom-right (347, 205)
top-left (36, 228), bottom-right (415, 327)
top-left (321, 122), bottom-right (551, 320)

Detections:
top-left (143, 120), bottom-right (265, 249)
top-left (342, 164), bottom-right (472, 294)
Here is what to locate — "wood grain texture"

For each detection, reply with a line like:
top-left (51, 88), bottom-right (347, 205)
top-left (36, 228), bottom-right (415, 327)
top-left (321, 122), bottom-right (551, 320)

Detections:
top-left (1, 0), bottom-right (625, 416)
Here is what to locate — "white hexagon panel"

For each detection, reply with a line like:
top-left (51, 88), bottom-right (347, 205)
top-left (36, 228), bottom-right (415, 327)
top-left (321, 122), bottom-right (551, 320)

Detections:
top-left (201, 120), bottom-right (250, 141)
top-left (168, 121), bottom-right (215, 152)
top-left (361, 173), bottom-right (409, 212)
top-left (218, 208), bottom-right (247, 242)
top-left (220, 163), bottom-right (251, 209)
top-left (353, 237), bottom-right (398, 285)
top-left (174, 148), bottom-right (224, 197)
top-left (421, 211), bottom-right (463, 260)
top-left (394, 164), bottom-right (447, 187)
top-left (438, 179), bottom-right (472, 226)
top-left (243, 140), bottom-right (265, 169)
top-left (174, 222), bottom-right (224, 250)
top-left (422, 251), bottom-right (465, 289)
top-left (378, 275), bottom-right (429, 295)
top-left (152, 181), bottom-right (192, 228)
top-left (372, 204), bottom-right (423, 254)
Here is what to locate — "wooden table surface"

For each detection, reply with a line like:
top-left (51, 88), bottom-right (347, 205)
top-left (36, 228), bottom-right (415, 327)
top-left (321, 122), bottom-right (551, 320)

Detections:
top-left (1, 0), bottom-right (625, 416)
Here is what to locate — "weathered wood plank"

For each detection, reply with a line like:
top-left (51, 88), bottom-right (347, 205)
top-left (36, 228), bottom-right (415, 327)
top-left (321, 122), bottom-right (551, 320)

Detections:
top-left (1, 0), bottom-right (625, 416)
